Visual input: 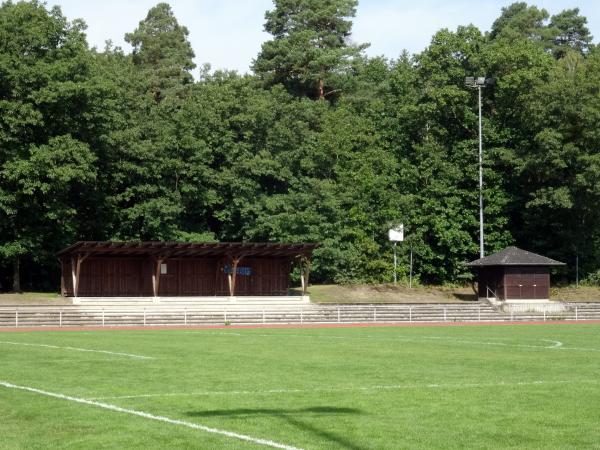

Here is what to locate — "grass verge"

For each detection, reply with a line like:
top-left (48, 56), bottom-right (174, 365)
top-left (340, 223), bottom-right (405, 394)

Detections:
top-left (305, 284), bottom-right (477, 304)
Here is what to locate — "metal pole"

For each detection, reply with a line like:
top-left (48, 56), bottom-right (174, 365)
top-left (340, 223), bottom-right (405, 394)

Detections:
top-left (409, 246), bottom-right (413, 289)
top-left (478, 85), bottom-right (484, 258)
top-left (576, 253), bottom-right (579, 287)
top-left (393, 242), bottom-right (397, 284)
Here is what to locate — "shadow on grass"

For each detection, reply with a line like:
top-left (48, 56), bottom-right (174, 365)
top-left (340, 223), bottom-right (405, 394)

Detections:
top-left (452, 293), bottom-right (477, 301)
top-left (187, 406), bottom-right (366, 449)
top-left (187, 406), bottom-right (359, 417)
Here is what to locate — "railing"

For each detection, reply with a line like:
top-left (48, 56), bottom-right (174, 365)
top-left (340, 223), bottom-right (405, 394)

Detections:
top-left (1, 303), bottom-right (597, 328)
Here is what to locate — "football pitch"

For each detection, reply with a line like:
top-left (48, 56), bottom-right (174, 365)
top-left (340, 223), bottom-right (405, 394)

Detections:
top-left (1, 324), bottom-right (600, 449)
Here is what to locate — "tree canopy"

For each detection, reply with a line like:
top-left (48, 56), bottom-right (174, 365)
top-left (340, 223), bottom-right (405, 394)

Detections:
top-left (0, 0), bottom-right (599, 291)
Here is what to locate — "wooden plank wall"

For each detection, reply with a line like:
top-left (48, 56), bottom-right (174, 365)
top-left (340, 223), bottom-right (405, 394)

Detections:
top-left (504, 267), bottom-right (550, 300)
top-left (77, 258), bottom-right (153, 297)
top-left (63, 256), bottom-right (292, 297)
top-left (215, 258), bottom-right (291, 296)
top-left (159, 258), bottom-right (218, 296)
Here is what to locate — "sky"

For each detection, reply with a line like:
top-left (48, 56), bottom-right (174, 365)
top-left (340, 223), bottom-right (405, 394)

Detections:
top-left (55, 0), bottom-right (600, 75)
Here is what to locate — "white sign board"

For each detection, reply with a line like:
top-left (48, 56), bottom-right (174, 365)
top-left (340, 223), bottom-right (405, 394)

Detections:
top-left (388, 224), bottom-right (404, 242)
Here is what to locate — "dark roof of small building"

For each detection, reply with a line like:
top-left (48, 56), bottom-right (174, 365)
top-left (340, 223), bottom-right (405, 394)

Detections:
top-left (58, 241), bottom-right (318, 259)
top-left (466, 246), bottom-right (565, 267)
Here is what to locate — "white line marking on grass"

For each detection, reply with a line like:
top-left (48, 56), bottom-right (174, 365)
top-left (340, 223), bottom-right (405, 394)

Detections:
top-left (419, 336), bottom-right (600, 352)
top-left (0, 381), bottom-right (303, 450)
top-left (542, 340), bottom-right (563, 348)
top-left (0, 341), bottom-right (154, 360)
top-left (552, 346), bottom-right (600, 352)
top-left (186, 331), bottom-right (591, 352)
top-left (89, 379), bottom-right (599, 401)
top-left (416, 336), bottom-right (568, 350)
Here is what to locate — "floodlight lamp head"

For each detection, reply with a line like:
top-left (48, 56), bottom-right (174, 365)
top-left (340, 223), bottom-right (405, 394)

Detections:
top-left (465, 76), bottom-right (493, 88)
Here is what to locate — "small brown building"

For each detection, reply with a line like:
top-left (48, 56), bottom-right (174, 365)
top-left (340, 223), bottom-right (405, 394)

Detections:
top-left (58, 241), bottom-right (318, 298)
top-left (467, 246), bottom-right (565, 301)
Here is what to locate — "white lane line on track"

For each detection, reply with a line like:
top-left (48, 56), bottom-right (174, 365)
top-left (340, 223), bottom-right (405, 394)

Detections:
top-left (88, 379), bottom-right (598, 401)
top-left (0, 341), bottom-right (154, 360)
top-left (0, 381), bottom-right (302, 450)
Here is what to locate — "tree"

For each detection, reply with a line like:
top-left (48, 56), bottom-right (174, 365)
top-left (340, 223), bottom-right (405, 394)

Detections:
top-left (0, 1), bottom-right (98, 291)
top-left (100, 3), bottom-right (202, 241)
top-left (401, 25), bottom-right (514, 282)
top-left (1, 137), bottom-right (96, 291)
top-left (505, 48), bottom-right (600, 273)
top-left (548, 8), bottom-right (593, 57)
top-left (2, 0), bottom-right (600, 290)
top-left (489, 2), bottom-right (551, 44)
top-left (125, 2), bottom-right (195, 101)
top-left (253, 0), bottom-right (367, 100)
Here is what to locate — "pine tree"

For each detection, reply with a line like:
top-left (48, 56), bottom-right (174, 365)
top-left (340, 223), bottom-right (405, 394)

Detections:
top-left (253, 0), bottom-right (367, 100)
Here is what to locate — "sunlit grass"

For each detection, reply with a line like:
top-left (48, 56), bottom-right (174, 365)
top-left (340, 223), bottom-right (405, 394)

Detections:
top-left (1, 324), bottom-right (600, 449)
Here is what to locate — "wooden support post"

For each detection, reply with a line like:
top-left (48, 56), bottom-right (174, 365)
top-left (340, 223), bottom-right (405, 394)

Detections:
top-left (71, 257), bottom-right (77, 297)
top-left (60, 259), bottom-right (66, 296)
top-left (302, 257), bottom-right (311, 295)
top-left (152, 270), bottom-right (156, 297)
top-left (152, 258), bottom-right (163, 298)
top-left (229, 257), bottom-right (240, 297)
top-left (226, 256), bottom-right (233, 297)
top-left (71, 253), bottom-right (89, 298)
top-left (226, 254), bottom-right (245, 297)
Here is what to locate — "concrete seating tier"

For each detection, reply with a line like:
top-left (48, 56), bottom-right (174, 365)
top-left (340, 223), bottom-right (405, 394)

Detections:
top-left (72, 296), bottom-right (309, 308)
top-left (1, 302), bottom-right (600, 328)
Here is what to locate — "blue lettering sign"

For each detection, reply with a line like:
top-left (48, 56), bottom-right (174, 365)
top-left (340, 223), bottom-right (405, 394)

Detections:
top-left (224, 265), bottom-right (252, 276)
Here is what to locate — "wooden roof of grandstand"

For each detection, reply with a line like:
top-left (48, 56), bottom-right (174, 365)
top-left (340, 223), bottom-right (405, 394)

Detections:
top-left (58, 241), bottom-right (319, 259)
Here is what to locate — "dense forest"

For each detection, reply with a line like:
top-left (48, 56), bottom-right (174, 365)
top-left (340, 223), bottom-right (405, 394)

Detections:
top-left (1, 0), bottom-right (599, 291)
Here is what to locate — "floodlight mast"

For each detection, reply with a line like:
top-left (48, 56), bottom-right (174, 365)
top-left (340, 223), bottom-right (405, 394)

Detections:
top-left (465, 76), bottom-right (488, 258)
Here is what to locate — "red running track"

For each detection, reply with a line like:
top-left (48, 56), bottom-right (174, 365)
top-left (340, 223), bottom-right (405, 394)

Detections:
top-left (1, 320), bottom-right (600, 333)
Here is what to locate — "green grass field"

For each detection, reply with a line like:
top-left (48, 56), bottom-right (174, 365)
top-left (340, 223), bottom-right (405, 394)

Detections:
top-left (1, 324), bottom-right (600, 449)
